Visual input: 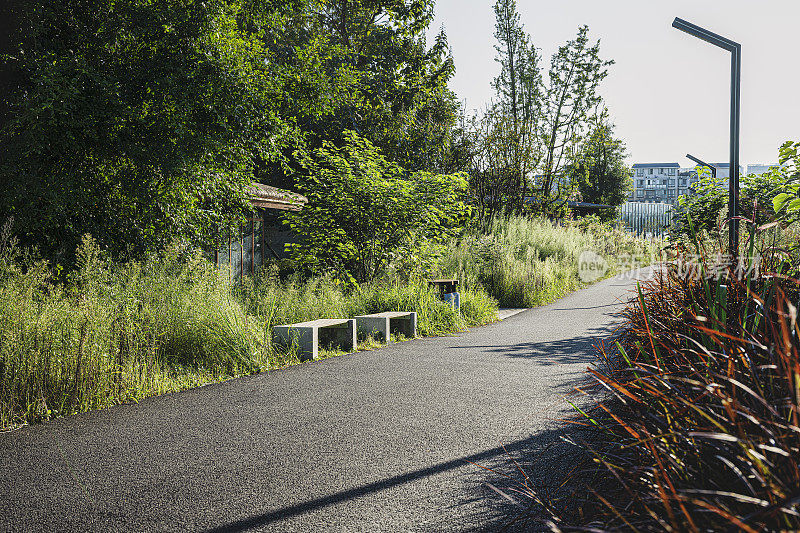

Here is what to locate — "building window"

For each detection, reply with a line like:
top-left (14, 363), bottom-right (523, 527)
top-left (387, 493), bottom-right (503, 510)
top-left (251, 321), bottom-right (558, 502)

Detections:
top-left (669, 168), bottom-right (676, 176)
top-left (636, 168), bottom-right (644, 177)
top-left (637, 190), bottom-right (644, 198)
top-left (648, 168), bottom-right (653, 175)
top-left (668, 189), bottom-right (675, 197)
top-left (669, 179), bottom-right (675, 186)
top-left (680, 178), bottom-right (687, 186)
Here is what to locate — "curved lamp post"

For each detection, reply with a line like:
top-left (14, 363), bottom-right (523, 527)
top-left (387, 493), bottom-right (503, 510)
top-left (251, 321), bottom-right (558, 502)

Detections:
top-left (672, 17), bottom-right (741, 258)
top-left (686, 153), bottom-right (717, 180)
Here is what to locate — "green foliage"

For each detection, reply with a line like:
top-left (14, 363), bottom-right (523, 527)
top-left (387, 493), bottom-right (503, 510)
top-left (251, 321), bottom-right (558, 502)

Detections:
top-left (673, 143), bottom-right (799, 241)
top-left (772, 140), bottom-right (800, 218)
top-left (1, 0), bottom-right (286, 260)
top-left (251, 0), bottom-right (461, 178)
top-left (671, 170), bottom-right (728, 239)
top-left (568, 116), bottom-right (630, 219)
top-left (285, 132), bottom-right (470, 283)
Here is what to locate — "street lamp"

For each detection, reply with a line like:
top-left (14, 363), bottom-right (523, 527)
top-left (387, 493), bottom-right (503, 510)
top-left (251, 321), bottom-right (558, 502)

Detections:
top-left (686, 153), bottom-right (717, 180)
top-left (672, 17), bottom-right (741, 258)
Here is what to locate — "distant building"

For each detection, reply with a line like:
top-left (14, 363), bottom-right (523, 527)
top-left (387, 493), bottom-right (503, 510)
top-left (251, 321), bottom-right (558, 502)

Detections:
top-left (746, 163), bottom-right (780, 176)
top-left (630, 162), bottom-right (758, 206)
top-left (630, 163), bottom-right (682, 205)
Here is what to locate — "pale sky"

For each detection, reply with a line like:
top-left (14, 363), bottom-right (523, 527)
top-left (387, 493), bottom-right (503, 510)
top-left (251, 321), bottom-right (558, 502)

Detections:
top-left (428, 0), bottom-right (800, 168)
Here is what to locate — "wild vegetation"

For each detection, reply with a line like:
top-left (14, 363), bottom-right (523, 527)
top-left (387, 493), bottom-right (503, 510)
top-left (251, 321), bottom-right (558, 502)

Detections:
top-left (494, 143), bottom-right (800, 531)
top-left (0, 214), bottom-right (653, 430)
top-left (441, 215), bottom-right (656, 308)
top-left (0, 0), bottom-right (650, 430)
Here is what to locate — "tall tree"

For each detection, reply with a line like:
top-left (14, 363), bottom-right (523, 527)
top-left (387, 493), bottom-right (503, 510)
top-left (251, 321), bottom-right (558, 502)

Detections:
top-left (468, 109), bottom-right (521, 223)
top-left (251, 0), bottom-right (459, 175)
top-left (537, 26), bottom-right (613, 215)
top-left (568, 115), bottom-right (631, 219)
top-left (490, 0), bottom-right (542, 212)
top-left (1, 0), bottom-right (286, 260)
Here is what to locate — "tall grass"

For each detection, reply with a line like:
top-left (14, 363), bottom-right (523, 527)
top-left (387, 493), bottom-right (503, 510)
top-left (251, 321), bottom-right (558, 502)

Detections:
top-left (440, 216), bottom-right (658, 307)
top-left (0, 235), bottom-right (497, 429)
top-left (508, 220), bottom-right (800, 531)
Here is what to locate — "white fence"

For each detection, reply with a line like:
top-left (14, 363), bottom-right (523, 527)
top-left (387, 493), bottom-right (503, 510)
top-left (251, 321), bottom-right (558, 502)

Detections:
top-left (618, 202), bottom-right (674, 238)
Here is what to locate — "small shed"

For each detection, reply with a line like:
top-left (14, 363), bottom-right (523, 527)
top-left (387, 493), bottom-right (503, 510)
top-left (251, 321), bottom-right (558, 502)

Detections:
top-left (213, 183), bottom-right (307, 278)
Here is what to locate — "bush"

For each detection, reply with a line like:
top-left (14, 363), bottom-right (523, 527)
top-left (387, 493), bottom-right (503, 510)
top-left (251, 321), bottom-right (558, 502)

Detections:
top-left (285, 131), bottom-right (471, 283)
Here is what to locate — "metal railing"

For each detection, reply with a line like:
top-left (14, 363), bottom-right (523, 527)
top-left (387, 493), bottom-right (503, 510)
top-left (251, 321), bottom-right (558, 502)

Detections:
top-left (618, 202), bottom-right (674, 238)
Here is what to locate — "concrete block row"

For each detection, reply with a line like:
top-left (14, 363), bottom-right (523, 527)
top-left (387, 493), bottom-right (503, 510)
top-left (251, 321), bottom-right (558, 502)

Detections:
top-left (272, 311), bottom-right (417, 362)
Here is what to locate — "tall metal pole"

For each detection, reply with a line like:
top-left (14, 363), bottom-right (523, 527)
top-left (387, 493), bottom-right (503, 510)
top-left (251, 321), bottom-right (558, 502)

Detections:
top-left (672, 17), bottom-right (741, 258)
top-left (729, 44), bottom-right (741, 259)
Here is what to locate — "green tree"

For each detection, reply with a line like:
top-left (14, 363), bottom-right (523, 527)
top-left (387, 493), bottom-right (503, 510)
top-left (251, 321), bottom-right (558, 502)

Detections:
top-left (474, 20), bottom-right (613, 219)
top-left (1, 0), bottom-right (286, 260)
top-left (537, 26), bottom-right (613, 215)
top-left (489, 0), bottom-right (542, 212)
top-left (468, 110), bottom-right (524, 224)
top-left (569, 116), bottom-right (630, 218)
top-left (251, 0), bottom-right (460, 177)
top-left (773, 140), bottom-right (800, 219)
top-left (285, 131), bottom-right (470, 283)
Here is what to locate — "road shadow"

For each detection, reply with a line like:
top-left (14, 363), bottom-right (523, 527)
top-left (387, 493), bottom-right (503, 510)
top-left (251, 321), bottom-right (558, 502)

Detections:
top-left (447, 325), bottom-right (621, 367)
top-left (427, 421), bottom-right (610, 532)
top-left (202, 420), bottom-right (599, 533)
top-left (200, 431), bottom-right (553, 532)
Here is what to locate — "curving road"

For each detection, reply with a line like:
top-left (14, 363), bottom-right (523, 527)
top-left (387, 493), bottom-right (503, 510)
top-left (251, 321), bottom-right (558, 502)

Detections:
top-left (0, 268), bottom-right (653, 532)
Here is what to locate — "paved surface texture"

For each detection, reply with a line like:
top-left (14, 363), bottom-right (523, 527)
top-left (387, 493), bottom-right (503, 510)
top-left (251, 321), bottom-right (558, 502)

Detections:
top-left (0, 268), bottom-right (653, 532)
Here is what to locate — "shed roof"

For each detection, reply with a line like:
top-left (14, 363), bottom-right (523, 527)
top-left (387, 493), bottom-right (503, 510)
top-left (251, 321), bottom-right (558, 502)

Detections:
top-left (568, 201), bottom-right (614, 209)
top-left (247, 183), bottom-right (307, 211)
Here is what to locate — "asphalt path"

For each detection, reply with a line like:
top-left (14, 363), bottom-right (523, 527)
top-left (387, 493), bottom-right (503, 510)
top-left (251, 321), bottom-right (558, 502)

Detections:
top-left (0, 267), bottom-right (654, 532)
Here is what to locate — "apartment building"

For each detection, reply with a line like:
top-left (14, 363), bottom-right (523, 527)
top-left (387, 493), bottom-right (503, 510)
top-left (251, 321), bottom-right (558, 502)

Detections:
top-left (629, 162), bottom-right (761, 206)
top-left (630, 163), bottom-right (685, 205)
